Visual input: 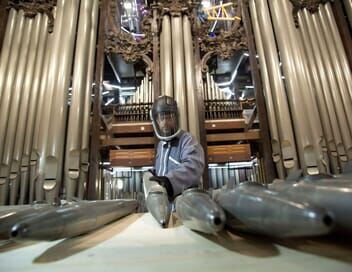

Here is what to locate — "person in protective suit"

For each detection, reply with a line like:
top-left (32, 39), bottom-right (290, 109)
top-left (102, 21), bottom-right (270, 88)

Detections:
top-left (149, 95), bottom-right (205, 200)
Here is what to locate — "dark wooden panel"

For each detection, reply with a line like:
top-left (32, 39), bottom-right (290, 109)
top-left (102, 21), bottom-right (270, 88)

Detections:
top-left (205, 119), bottom-right (246, 131)
top-left (102, 136), bottom-right (155, 146)
top-left (110, 148), bottom-right (155, 167)
top-left (206, 129), bottom-right (260, 142)
top-left (0, 0), bottom-right (8, 51)
top-left (208, 144), bottom-right (251, 163)
top-left (110, 122), bottom-right (154, 134)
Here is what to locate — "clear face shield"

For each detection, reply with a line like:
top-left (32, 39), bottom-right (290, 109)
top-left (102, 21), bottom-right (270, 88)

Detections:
top-left (155, 111), bottom-right (179, 138)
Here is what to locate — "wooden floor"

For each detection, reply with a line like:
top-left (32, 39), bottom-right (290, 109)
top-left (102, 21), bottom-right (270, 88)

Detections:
top-left (0, 213), bottom-right (351, 272)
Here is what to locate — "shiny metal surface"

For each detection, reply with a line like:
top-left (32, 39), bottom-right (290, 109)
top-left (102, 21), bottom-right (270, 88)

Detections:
top-left (10, 200), bottom-right (138, 241)
top-left (143, 172), bottom-right (170, 227)
top-left (215, 182), bottom-right (333, 237)
top-left (269, 178), bottom-right (352, 232)
top-left (175, 188), bottom-right (225, 234)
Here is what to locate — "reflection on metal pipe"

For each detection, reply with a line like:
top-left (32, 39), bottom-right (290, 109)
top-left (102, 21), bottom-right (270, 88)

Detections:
top-left (161, 15), bottom-right (173, 96)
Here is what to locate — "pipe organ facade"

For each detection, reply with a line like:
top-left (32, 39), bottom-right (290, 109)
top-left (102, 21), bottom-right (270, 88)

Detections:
top-left (0, 0), bottom-right (351, 204)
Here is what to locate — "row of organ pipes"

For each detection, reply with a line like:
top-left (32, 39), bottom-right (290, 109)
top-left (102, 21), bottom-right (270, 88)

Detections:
top-left (0, 0), bottom-right (351, 205)
top-left (0, 0), bottom-right (99, 205)
top-left (249, 0), bottom-right (352, 178)
top-left (115, 75), bottom-right (154, 122)
top-left (203, 73), bottom-right (243, 120)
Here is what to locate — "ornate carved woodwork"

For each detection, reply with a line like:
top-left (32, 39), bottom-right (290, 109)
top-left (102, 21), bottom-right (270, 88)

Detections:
top-left (7, 0), bottom-right (56, 32)
top-left (105, 0), bottom-right (153, 71)
top-left (197, 0), bottom-right (247, 72)
top-left (157, 0), bottom-right (194, 17)
top-left (289, 0), bottom-right (333, 27)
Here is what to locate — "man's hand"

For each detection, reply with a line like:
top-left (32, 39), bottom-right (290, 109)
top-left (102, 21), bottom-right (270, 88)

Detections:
top-left (149, 176), bottom-right (174, 198)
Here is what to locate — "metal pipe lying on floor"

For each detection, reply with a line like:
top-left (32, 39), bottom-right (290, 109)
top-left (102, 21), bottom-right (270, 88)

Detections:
top-left (175, 188), bottom-right (225, 234)
top-left (10, 200), bottom-right (138, 241)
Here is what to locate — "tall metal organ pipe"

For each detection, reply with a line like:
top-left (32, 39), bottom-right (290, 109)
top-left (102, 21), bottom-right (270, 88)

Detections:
top-left (0, 8), bottom-right (16, 101)
top-left (255, 0), bottom-right (298, 175)
top-left (65, 0), bottom-right (93, 200)
top-left (318, 5), bottom-right (352, 129)
top-left (249, 0), bottom-right (285, 179)
top-left (171, 14), bottom-right (188, 131)
top-left (297, 11), bottom-right (339, 174)
top-left (79, 0), bottom-right (99, 199)
top-left (19, 14), bottom-right (49, 204)
top-left (161, 15), bottom-right (173, 97)
top-left (44, 0), bottom-right (79, 202)
top-left (9, 14), bottom-right (42, 205)
top-left (0, 10), bottom-right (25, 204)
top-left (280, 0), bottom-right (328, 174)
top-left (36, 0), bottom-right (66, 202)
top-left (269, 0), bottom-right (318, 175)
top-left (1, 16), bottom-right (32, 205)
top-left (300, 10), bottom-right (348, 169)
top-left (310, 12), bottom-right (352, 160)
top-left (183, 15), bottom-right (200, 142)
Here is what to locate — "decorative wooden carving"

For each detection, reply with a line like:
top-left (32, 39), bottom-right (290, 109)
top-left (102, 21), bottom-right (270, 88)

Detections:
top-left (105, 0), bottom-right (153, 71)
top-left (196, 0), bottom-right (247, 72)
top-left (289, 0), bottom-right (333, 27)
top-left (157, 0), bottom-right (194, 16)
top-left (8, 0), bottom-right (56, 32)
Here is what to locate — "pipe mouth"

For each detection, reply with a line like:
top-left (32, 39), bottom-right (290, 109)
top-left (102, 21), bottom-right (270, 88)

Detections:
top-left (212, 217), bottom-right (222, 226)
top-left (322, 214), bottom-right (333, 227)
top-left (160, 220), bottom-right (167, 228)
top-left (11, 223), bottom-right (28, 239)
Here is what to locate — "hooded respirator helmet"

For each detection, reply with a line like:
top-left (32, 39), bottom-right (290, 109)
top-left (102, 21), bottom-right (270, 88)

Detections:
top-left (150, 96), bottom-right (181, 141)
